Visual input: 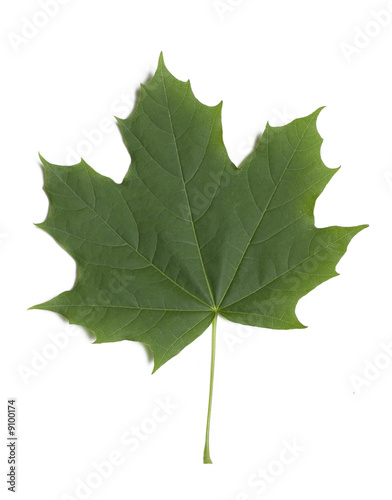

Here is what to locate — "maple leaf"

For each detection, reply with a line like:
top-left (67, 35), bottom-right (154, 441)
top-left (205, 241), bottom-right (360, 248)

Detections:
top-left (32, 54), bottom-right (367, 463)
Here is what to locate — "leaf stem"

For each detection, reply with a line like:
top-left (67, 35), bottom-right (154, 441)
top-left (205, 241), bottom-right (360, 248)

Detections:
top-left (203, 313), bottom-right (217, 464)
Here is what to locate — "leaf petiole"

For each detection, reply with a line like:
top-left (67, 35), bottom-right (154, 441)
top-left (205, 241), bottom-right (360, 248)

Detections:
top-left (203, 312), bottom-right (217, 464)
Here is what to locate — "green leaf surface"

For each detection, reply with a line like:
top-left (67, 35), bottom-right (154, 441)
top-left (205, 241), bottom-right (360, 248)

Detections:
top-left (32, 54), bottom-right (366, 373)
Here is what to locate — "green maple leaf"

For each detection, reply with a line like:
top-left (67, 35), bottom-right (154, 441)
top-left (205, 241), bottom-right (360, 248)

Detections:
top-left (32, 54), bottom-right (367, 463)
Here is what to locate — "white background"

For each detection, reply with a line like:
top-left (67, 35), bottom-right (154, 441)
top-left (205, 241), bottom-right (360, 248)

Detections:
top-left (1, 0), bottom-right (392, 499)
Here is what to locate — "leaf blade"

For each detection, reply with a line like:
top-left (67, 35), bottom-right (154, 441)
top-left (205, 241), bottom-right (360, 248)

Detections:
top-left (33, 57), bottom-right (367, 371)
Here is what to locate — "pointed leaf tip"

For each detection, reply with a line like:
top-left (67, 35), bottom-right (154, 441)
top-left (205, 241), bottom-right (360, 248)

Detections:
top-left (312, 106), bottom-right (325, 122)
top-left (158, 51), bottom-right (166, 69)
top-left (38, 153), bottom-right (47, 166)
